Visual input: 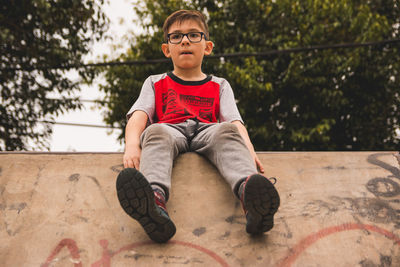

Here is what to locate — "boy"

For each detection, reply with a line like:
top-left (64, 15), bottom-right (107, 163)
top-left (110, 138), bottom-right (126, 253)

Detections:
top-left (116, 10), bottom-right (280, 243)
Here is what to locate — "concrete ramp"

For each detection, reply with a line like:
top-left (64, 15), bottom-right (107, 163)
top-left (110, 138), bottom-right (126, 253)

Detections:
top-left (1, 152), bottom-right (399, 266)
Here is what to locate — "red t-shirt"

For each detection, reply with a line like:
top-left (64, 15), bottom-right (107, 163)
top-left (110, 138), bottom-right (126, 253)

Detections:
top-left (127, 72), bottom-right (243, 125)
top-left (154, 73), bottom-right (220, 124)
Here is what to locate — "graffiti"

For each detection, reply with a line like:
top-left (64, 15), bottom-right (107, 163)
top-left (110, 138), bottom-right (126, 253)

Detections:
top-left (42, 239), bottom-right (230, 267)
top-left (193, 227), bottom-right (206, 237)
top-left (366, 153), bottom-right (400, 199)
top-left (225, 215), bottom-right (245, 225)
top-left (359, 254), bottom-right (392, 267)
top-left (261, 152), bottom-right (400, 267)
top-left (367, 178), bottom-right (400, 198)
top-left (396, 153), bottom-right (400, 166)
top-left (110, 164), bottom-right (124, 174)
top-left (302, 196), bottom-right (400, 227)
top-left (367, 153), bottom-right (400, 180)
top-left (42, 239), bottom-right (81, 267)
top-left (365, 153), bottom-right (400, 228)
top-left (8, 202), bottom-right (27, 214)
top-left (303, 153), bottom-right (400, 226)
top-left (278, 223), bottom-right (400, 267)
top-left (290, 153), bottom-right (400, 266)
top-left (69, 174), bottom-right (80, 182)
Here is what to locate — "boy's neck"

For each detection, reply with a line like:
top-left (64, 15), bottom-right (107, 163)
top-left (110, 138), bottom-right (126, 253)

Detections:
top-left (172, 68), bottom-right (207, 81)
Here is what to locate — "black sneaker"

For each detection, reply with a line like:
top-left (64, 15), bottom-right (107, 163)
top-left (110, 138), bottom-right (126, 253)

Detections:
top-left (239, 174), bottom-right (280, 234)
top-left (116, 168), bottom-right (176, 243)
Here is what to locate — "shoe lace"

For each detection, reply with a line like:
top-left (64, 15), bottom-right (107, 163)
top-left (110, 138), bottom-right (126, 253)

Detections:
top-left (269, 177), bottom-right (277, 185)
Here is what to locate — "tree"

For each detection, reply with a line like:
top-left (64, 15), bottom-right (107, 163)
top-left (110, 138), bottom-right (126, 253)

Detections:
top-left (100, 0), bottom-right (400, 150)
top-left (0, 0), bottom-right (107, 150)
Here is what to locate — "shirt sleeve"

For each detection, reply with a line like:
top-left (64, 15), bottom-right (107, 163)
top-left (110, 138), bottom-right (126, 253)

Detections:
top-left (218, 78), bottom-right (244, 123)
top-left (126, 76), bottom-right (156, 123)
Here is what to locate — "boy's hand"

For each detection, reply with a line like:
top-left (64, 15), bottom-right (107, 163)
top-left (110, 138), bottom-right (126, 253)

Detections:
top-left (123, 110), bottom-right (148, 169)
top-left (123, 145), bottom-right (141, 169)
top-left (252, 151), bottom-right (265, 173)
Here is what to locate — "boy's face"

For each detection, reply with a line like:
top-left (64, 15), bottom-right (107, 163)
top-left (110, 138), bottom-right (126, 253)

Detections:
top-left (161, 20), bottom-right (213, 72)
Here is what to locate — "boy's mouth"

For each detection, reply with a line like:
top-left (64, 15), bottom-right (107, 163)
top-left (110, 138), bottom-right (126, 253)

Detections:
top-left (181, 51), bottom-right (193, 55)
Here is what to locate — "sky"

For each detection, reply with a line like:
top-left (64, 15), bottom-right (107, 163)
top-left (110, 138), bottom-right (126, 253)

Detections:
top-left (48, 0), bottom-right (139, 152)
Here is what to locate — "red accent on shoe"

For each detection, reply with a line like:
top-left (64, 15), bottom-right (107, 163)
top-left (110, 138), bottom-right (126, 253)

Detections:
top-left (154, 190), bottom-right (167, 213)
top-left (240, 175), bottom-right (252, 216)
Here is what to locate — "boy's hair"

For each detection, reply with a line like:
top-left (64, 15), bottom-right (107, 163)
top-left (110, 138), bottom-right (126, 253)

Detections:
top-left (162, 10), bottom-right (209, 42)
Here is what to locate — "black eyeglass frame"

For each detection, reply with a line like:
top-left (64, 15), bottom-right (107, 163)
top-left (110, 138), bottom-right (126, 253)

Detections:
top-left (166, 32), bottom-right (207, 44)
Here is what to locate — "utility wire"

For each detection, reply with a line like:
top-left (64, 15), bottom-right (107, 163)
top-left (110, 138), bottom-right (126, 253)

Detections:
top-left (40, 120), bottom-right (119, 129)
top-left (46, 97), bottom-right (110, 104)
top-left (3, 38), bottom-right (400, 71)
top-left (80, 99), bottom-right (109, 104)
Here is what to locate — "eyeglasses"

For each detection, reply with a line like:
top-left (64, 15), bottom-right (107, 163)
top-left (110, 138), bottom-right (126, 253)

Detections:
top-left (167, 32), bottom-right (207, 44)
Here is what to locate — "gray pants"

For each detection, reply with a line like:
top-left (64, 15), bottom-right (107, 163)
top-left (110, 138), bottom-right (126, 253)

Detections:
top-left (139, 119), bottom-right (257, 200)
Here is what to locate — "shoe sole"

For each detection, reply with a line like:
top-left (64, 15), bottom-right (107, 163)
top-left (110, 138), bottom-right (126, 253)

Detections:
top-left (243, 174), bottom-right (280, 234)
top-left (116, 168), bottom-right (176, 243)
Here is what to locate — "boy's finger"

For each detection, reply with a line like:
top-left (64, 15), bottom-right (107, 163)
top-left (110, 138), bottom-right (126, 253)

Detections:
top-left (256, 158), bottom-right (265, 173)
top-left (125, 159), bottom-right (134, 168)
top-left (133, 159), bottom-right (140, 169)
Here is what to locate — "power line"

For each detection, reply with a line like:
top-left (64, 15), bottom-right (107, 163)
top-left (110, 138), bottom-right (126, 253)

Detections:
top-left (40, 120), bottom-right (119, 129)
top-left (80, 99), bottom-right (108, 104)
top-left (3, 38), bottom-right (400, 71)
top-left (45, 97), bottom-right (110, 104)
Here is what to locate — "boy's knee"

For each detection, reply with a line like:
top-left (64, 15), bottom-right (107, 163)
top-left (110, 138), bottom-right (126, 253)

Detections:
top-left (212, 122), bottom-right (241, 142)
top-left (217, 122), bottom-right (240, 134)
top-left (141, 124), bottom-right (174, 145)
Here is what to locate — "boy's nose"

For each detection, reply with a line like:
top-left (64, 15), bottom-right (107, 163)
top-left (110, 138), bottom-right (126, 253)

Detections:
top-left (181, 35), bottom-right (190, 44)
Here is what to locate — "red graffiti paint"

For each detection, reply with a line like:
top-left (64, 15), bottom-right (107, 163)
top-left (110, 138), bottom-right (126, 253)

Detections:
top-left (92, 239), bottom-right (230, 267)
top-left (91, 239), bottom-right (111, 267)
top-left (279, 223), bottom-right (400, 267)
top-left (43, 238), bottom-right (230, 267)
top-left (42, 238), bottom-right (81, 267)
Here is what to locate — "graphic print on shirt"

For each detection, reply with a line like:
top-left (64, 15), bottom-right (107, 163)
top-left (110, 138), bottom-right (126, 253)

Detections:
top-left (179, 94), bottom-right (214, 121)
top-left (161, 89), bottom-right (215, 121)
top-left (198, 108), bottom-right (213, 121)
top-left (162, 89), bottom-right (190, 117)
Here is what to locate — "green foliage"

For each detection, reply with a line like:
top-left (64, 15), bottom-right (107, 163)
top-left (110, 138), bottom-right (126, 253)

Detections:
top-left (0, 0), bottom-right (107, 150)
top-left (100, 0), bottom-right (400, 150)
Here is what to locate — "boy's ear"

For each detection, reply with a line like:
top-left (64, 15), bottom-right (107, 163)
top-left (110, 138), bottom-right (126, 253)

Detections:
top-left (161, 43), bottom-right (171, 58)
top-left (204, 41), bottom-right (214, 56)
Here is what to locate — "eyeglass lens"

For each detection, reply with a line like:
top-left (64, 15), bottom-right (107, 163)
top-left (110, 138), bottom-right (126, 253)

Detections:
top-left (168, 32), bottom-right (204, 44)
